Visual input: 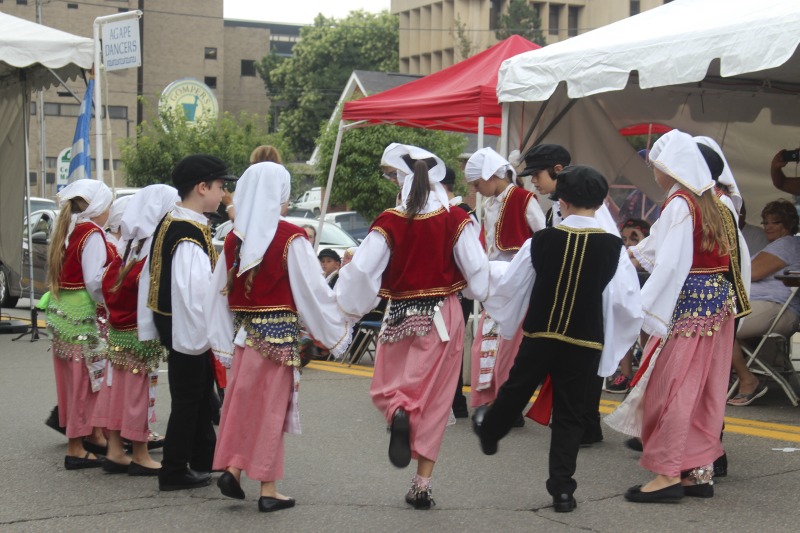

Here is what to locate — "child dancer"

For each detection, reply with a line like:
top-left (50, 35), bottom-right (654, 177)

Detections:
top-left (464, 147), bottom-right (545, 415)
top-left (335, 144), bottom-right (489, 509)
top-left (45, 179), bottom-right (113, 469)
top-left (206, 162), bottom-right (352, 513)
top-left (92, 185), bottom-right (179, 475)
top-left (605, 130), bottom-right (750, 502)
top-left (473, 166), bottom-right (642, 512)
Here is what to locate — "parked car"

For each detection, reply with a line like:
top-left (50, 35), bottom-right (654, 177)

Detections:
top-left (29, 196), bottom-right (57, 213)
top-left (292, 187), bottom-right (322, 216)
top-left (0, 208), bottom-right (57, 307)
top-left (112, 187), bottom-right (142, 199)
top-left (323, 211), bottom-right (370, 241)
top-left (212, 216), bottom-right (359, 258)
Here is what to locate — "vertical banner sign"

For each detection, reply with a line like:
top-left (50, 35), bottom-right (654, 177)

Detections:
top-left (102, 18), bottom-right (141, 71)
top-left (57, 147), bottom-right (71, 192)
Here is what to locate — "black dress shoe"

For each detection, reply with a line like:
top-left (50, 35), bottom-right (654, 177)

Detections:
top-left (129, 462), bottom-right (161, 477)
top-left (405, 487), bottom-right (435, 510)
top-left (471, 405), bottom-right (498, 455)
top-left (45, 406), bottom-right (66, 435)
top-left (159, 469), bottom-right (212, 491)
top-left (83, 439), bottom-right (108, 457)
top-left (388, 408), bottom-right (411, 468)
top-left (452, 406), bottom-right (469, 419)
top-left (64, 453), bottom-right (103, 470)
top-left (713, 453), bottom-right (727, 478)
top-left (552, 493), bottom-right (577, 513)
top-left (258, 496), bottom-right (296, 512)
top-left (683, 483), bottom-right (714, 498)
top-left (102, 458), bottom-right (130, 474)
top-left (624, 437), bottom-right (643, 452)
top-left (217, 471), bottom-right (246, 499)
top-left (624, 483), bottom-right (684, 503)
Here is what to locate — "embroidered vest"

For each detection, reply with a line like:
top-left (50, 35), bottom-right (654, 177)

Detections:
top-left (102, 256), bottom-right (145, 330)
top-left (662, 190), bottom-right (729, 274)
top-left (495, 185), bottom-right (535, 252)
top-left (59, 222), bottom-right (109, 290)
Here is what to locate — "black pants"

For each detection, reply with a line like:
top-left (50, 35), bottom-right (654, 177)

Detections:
top-left (582, 373), bottom-right (604, 442)
top-left (481, 337), bottom-right (600, 496)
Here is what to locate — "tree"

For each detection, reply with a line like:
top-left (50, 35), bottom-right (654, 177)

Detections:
top-left (262, 11), bottom-right (399, 159)
top-left (495, 0), bottom-right (546, 46)
top-left (316, 117), bottom-right (468, 220)
top-left (453, 14), bottom-right (476, 60)
top-left (119, 108), bottom-right (293, 188)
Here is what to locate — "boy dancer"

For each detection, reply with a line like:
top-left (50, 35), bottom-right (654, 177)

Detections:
top-left (140, 154), bottom-right (236, 491)
top-left (473, 166), bottom-right (642, 512)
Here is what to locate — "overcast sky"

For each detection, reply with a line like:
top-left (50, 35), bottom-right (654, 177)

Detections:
top-left (224, 0), bottom-right (392, 25)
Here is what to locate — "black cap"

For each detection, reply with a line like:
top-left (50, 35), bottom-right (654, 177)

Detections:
top-left (317, 248), bottom-right (341, 262)
top-left (696, 143), bottom-right (724, 182)
top-left (552, 165), bottom-right (608, 208)
top-left (441, 166), bottom-right (456, 186)
top-left (172, 154), bottom-right (237, 189)
top-left (519, 144), bottom-right (572, 177)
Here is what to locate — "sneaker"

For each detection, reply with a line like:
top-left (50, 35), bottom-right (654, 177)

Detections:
top-left (605, 373), bottom-right (632, 394)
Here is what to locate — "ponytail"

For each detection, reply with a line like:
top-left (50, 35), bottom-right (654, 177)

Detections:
top-left (222, 237), bottom-right (257, 299)
top-left (405, 160), bottom-right (431, 221)
top-left (110, 239), bottom-right (144, 294)
top-left (47, 197), bottom-right (89, 298)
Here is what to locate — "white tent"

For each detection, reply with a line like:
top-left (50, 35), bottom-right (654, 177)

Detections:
top-left (0, 12), bottom-right (93, 303)
top-left (497, 0), bottom-right (800, 221)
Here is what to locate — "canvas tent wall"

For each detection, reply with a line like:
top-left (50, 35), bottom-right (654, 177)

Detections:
top-left (0, 12), bottom-right (93, 295)
top-left (497, 0), bottom-right (800, 220)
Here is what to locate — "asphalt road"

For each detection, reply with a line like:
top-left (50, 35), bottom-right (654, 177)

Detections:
top-left (2, 306), bottom-right (800, 532)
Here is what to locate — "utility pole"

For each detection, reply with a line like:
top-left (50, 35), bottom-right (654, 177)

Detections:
top-left (36, 0), bottom-right (47, 197)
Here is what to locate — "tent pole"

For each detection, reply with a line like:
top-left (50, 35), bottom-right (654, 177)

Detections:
top-left (315, 119), bottom-right (346, 252)
top-left (532, 99), bottom-right (577, 147)
top-left (473, 117), bottom-right (486, 339)
top-left (92, 19), bottom-right (104, 184)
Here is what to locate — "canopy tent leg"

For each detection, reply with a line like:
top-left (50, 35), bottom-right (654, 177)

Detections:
top-left (315, 119), bottom-right (346, 251)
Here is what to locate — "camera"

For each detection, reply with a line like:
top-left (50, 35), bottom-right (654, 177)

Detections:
top-left (783, 149), bottom-right (800, 163)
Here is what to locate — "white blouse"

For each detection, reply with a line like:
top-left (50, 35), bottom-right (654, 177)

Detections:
top-left (80, 226), bottom-right (108, 305)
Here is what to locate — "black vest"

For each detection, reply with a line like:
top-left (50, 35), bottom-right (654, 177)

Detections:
top-left (523, 226), bottom-right (623, 350)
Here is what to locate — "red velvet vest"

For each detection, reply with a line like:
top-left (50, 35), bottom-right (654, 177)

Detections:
top-left (59, 222), bottom-right (110, 290)
top-left (223, 221), bottom-right (306, 312)
top-left (102, 256), bottom-right (146, 331)
top-left (495, 185), bottom-right (535, 252)
top-left (663, 190), bottom-right (730, 273)
top-left (371, 207), bottom-right (470, 300)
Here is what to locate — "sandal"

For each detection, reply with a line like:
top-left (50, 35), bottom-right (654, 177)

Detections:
top-left (727, 384), bottom-right (768, 406)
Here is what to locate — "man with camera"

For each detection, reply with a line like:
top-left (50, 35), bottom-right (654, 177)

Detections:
top-left (770, 148), bottom-right (800, 194)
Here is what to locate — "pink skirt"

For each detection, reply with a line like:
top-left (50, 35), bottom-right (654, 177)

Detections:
top-left (53, 355), bottom-right (99, 439)
top-left (370, 294), bottom-right (464, 462)
top-left (469, 311), bottom-right (524, 407)
top-left (91, 365), bottom-right (150, 443)
top-left (213, 344), bottom-right (293, 482)
top-left (640, 318), bottom-right (735, 476)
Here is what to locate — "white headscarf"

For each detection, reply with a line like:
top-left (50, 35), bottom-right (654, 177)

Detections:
top-left (57, 179), bottom-right (113, 246)
top-left (694, 136), bottom-right (742, 211)
top-left (650, 129), bottom-right (714, 196)
top-left (233, 162), bottom-right (292, 275)
top-left (107, 195), bottom-right (131, 234)
top-left (464, 147), bottom-right (516, 184)
top-left (119, 185), bottom-right (180, 260)
top-left (380, 143), bottom-right (449, 213)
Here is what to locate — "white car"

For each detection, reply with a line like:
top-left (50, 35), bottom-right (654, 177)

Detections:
top-left (323, 211), bottom-right (370, 241)
top-left (292, 187), bottom-right (322, 216)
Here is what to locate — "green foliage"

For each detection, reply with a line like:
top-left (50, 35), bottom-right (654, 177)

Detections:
top-left (495, 0), bottom-right (546, 46)
top-left (119, 108), bottom-right (292, 188)
top-left (263, 11), bottom-right (399, 159)
top-left (453, 14), bottom-right (475, 60)
top-left (316, 120), bottom-right (467, 220)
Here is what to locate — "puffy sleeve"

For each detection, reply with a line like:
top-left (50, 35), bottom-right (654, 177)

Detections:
top-left (526, 195), bottom-right (547, 233)
top-left (639, 198), bottom-right (694, 337)
top-left (598, 246), bottom-right (645, 376)
top-left (453, 220), bottom-right (490, 302)
top-left (483, 238), bottom-right (536, 339)
top-left (137, 256), bottom-right (158, 342)
top-left (334, 229), bottom-right (390, 318)
top-left (81, 232), bottom-right (108, 304)
top-left (170, 242), bottom-right (213, 355)
top-left (288, 237), bottom-right (352, 358)
top-left (205, 251), bottom-right (235, 367)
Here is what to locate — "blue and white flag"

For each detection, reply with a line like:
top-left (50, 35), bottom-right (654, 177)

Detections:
top-left (67, 79), bottom-right (94, 182)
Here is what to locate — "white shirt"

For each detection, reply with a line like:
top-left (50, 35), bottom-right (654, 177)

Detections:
top-left (550, 203), bottom-right (620, 236)
top-left (483, 184), bottom-right (546, 261)
top-left (80, 223), bottom-right (108, 305)
top-left (482, 215), bottom-right (643, 377)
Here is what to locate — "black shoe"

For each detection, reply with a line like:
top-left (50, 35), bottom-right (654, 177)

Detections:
top-left (102, 458), bottom-right (130, 474)
top-left (624, 437), bottom-right (643, 452)
top-left (388, 408), bottom-right (411, 468)
top-left (159, 469), bottom-right (212, 491)
top-left (129, 462), bottom-right (161, 477)
top-left (258, 496), bottom-right (295, 512)
top-left (624, 483), bottom-right (684, 503)
top-left (552, 493), bottom-right (577, 513)
top-left (405, 487), bottom-right (435, 510)
top-left (64, 453), bottom-right (103, 470)
top-left (512, 414), bottom-right (525, 428)
top-left (580, 430), bottom-right (603, 448)
top-left (683, 483), bottom-right (714, 498)
top-left (452, 405), bottom-right (469, 419)
top-left (471, 405), bottom-right (498, 455)
top-left (45, 406), bottom-right (66, 435)
top-left (713, 453), bottom-right (727, 478)
top-left (82, 439), bottom-right (108, 457)
top-left (217, 471), bottom-right (246, 499)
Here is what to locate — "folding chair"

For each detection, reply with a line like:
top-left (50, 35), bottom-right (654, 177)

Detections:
top-left (341, 320), bottom-right (381, 367)
top-left (727, 278), bottom-right (800, 406)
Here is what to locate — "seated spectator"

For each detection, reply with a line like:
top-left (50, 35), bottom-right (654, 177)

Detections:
top-left (303, 224), bottom-right (317, 243)
top-left (728, 199), bottom-right (800, 406)
top-left (318, 248), bottom-right (341, 288)
top-left (769, 149), bottom-right (800, 195)
top-left (342, 247), bottom-right (356, 267)
top-left (738, 200), bottom-right (769, 255)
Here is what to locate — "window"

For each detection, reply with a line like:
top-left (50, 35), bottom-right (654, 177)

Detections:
top-left (241, 60), bottom-right (257, 77)
top-left (29, 102), bottom-right (36, 115)
top-left (549, 4), bottom-right (561, 36)
top-left (568, 6), bottom-right (580, 37)
top-left (106, 105), bottom-right (128, 119)
top-left (46, 157), bottom-right (57, 168)
top-left (67, 3), bottom-right (78, 8)
top-left (17, 0), bottom-right (29, 5)
top-left (204, 47), bottom-right (218, 60)
top-left (204, 76), bottom-right (217, 89)
top-left (46, 172), bottom-right (56, 185)
top-left (630, 1), bottom-right (641, 15)
top-left (29, 172), bottom-right (37, 185)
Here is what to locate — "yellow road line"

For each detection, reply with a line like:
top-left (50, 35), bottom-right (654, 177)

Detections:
top-left (306, 362), bottom-right (800, 442)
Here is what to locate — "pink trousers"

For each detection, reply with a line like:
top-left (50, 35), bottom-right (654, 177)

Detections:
top-left (469, 310), bottom-right (524, 407)
top-left (92, 365), bottom-right (150, 443)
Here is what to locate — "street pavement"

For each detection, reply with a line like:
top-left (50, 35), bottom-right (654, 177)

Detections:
top-left (2, 305), bottom-right (800, 532)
